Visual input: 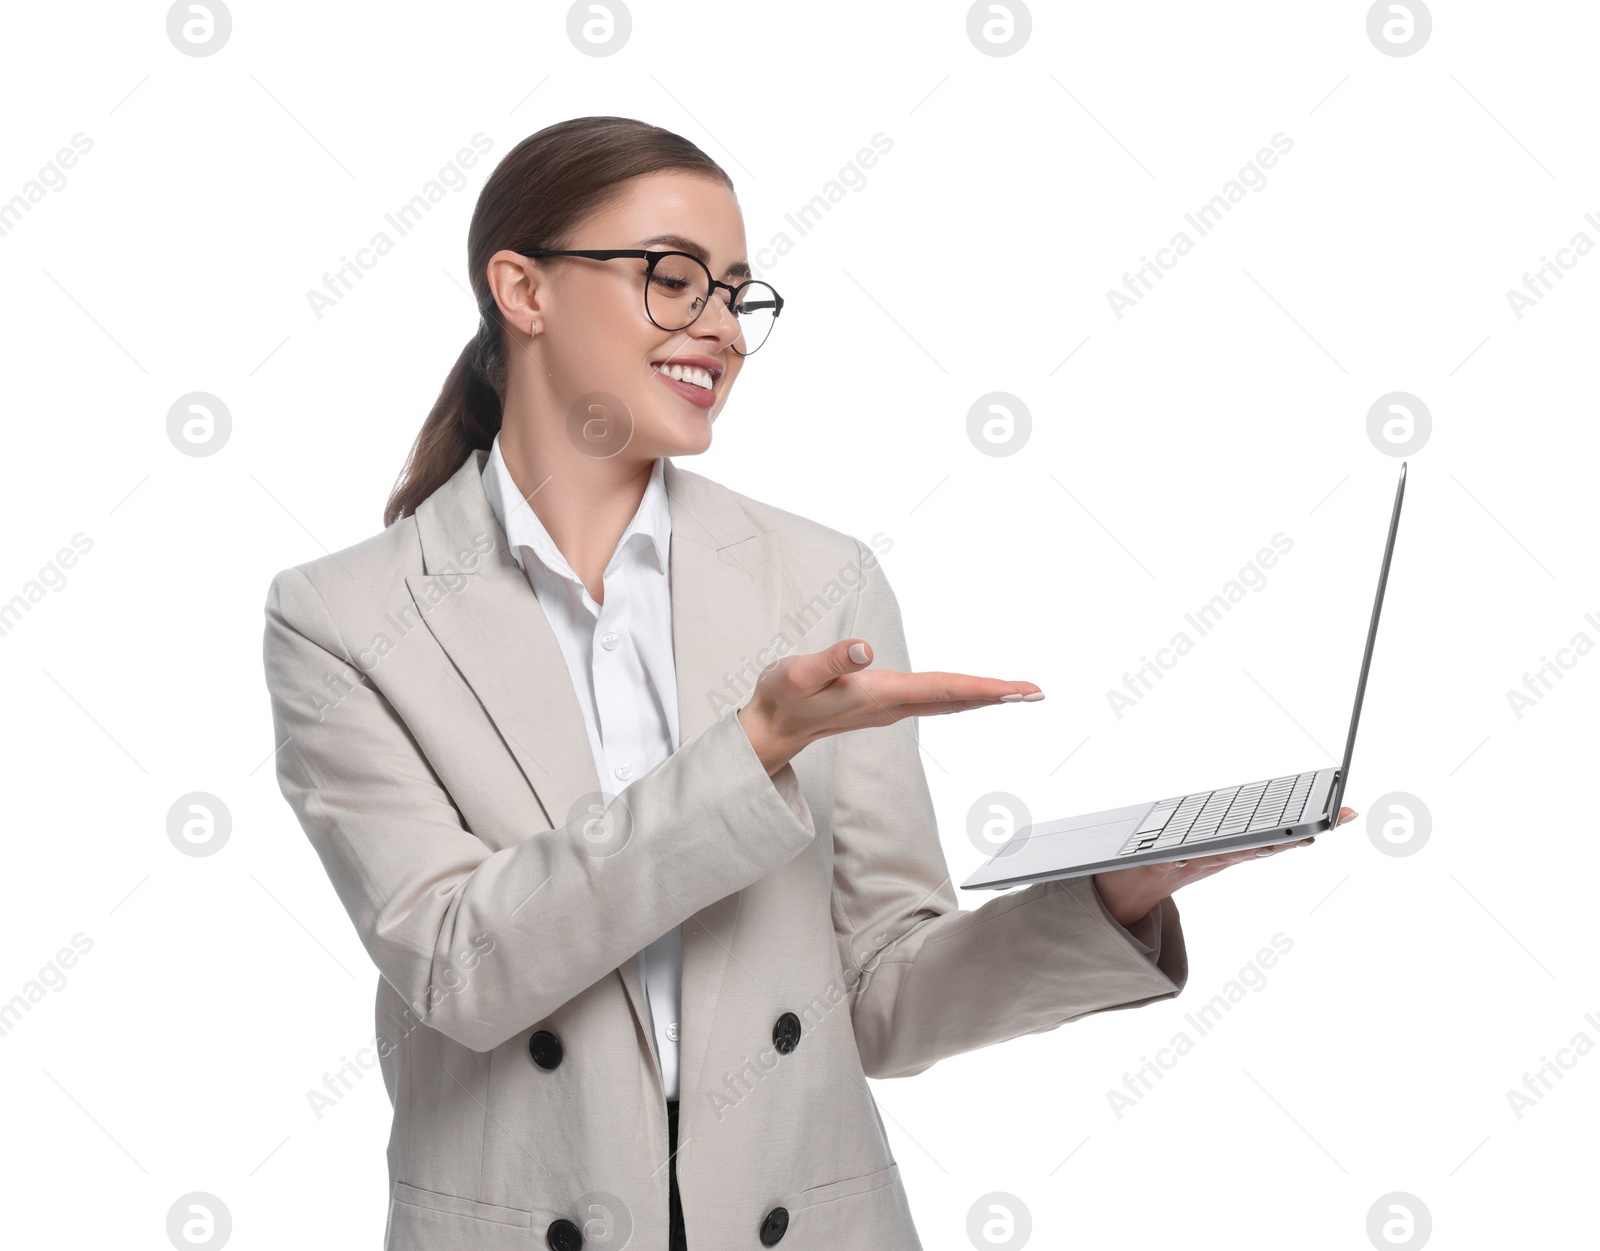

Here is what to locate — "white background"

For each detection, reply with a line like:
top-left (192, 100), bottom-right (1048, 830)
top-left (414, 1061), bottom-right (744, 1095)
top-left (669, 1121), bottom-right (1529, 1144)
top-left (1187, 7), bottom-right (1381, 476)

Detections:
top-left (1, 1), bottom-right (1594, 1248)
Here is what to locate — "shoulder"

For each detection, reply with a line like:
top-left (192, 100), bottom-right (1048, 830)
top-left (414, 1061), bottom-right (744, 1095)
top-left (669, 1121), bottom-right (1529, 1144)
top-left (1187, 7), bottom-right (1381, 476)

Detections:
top-left (262, 514), bottom-right (427, 649)
top-left (668, 457), bottom-right (883, 566)
top-left (670, 461), bottom-right (887, 584)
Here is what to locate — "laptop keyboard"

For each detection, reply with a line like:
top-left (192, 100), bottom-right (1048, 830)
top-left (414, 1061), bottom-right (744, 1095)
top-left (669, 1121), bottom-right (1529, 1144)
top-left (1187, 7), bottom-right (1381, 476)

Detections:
top-left (1116, 771), bottom-right (1319, 857)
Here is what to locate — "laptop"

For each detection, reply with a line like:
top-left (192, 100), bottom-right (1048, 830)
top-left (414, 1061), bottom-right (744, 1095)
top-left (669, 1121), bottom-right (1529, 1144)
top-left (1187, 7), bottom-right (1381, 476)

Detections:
top-left (961, 462), bottom-right (1406, 891)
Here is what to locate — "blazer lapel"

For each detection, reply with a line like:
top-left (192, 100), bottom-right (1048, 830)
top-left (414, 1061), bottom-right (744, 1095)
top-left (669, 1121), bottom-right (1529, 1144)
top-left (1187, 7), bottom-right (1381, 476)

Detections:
top-left (406, 449), bottom-right (601, 834)
top-left (406, 449), bottom-right (783, 1100)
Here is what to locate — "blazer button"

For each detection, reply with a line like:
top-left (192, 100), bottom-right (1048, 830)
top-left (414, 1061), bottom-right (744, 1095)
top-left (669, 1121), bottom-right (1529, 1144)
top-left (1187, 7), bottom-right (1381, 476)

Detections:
top-left (771, 1011), bottom-right (802, 1055)
top-left (546, 1217), bottom-right (584, 1251)
top-left (528, 1030), bottom-right (564, 1070)
top-left (759, 1205), bottom-right (790, 1245)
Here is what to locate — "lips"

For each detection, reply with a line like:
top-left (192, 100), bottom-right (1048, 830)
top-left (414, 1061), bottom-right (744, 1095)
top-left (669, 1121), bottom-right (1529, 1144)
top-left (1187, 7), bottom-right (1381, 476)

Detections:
top-left (654, 370), bottom-right (718, 409)
top-left (651, 355), bottom-right (724, 410)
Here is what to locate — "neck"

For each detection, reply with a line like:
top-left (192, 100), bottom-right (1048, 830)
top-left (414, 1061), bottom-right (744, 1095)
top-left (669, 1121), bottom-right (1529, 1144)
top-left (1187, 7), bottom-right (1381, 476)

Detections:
top-left (497, 406), bottom-right (657, 603)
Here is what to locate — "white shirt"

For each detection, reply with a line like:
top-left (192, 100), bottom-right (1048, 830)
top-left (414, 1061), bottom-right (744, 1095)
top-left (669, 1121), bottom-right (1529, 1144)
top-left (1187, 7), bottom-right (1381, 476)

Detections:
top-left (481, 434), bottom-right (686, 1099)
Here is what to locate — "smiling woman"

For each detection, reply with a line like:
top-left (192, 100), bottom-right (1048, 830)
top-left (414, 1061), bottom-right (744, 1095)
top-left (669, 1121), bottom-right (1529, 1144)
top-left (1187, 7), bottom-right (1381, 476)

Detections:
top-left (264, 115), bottom-right (1204, 1251)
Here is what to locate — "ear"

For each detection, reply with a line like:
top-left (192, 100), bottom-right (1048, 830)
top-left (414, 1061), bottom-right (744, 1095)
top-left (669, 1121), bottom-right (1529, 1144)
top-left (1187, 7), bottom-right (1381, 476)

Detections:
top-left (485, 250), bottom-right (543, 337)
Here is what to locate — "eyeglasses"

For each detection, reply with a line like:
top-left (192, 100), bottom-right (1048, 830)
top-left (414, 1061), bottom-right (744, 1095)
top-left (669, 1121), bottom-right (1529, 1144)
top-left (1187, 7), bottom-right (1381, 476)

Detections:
top-left (520, 248), bottom-right (783, 355)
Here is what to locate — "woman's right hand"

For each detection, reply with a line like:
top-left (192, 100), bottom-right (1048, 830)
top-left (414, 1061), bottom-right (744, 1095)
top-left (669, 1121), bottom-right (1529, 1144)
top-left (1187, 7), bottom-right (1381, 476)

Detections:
top-left (736, 638), bottom-right (1044, 776)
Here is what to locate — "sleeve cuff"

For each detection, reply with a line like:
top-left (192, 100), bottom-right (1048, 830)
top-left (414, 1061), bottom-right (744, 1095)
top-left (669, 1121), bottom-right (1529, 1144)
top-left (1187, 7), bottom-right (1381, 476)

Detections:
top-left (721, 704), bottom-right (815, 838)
top-left (1086, 877), bottom-right (1162, 962)
top-left (1115, 903), bottom-right (1162, 959)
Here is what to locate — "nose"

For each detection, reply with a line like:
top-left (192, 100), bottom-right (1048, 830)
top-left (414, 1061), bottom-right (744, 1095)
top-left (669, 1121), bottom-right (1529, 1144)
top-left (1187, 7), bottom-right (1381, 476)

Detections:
top-left (692, 295), bottom-right (743, 350)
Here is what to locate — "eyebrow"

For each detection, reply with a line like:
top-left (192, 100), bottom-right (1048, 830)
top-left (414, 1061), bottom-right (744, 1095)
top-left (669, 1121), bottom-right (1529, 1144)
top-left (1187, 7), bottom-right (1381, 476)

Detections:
top-left (637, 233), bottom-right (752, 281)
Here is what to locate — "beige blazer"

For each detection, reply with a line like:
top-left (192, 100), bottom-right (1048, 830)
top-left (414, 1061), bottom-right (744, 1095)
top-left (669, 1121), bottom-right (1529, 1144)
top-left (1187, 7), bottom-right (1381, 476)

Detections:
top-left (262, 448), bottom-right (1189, 1251)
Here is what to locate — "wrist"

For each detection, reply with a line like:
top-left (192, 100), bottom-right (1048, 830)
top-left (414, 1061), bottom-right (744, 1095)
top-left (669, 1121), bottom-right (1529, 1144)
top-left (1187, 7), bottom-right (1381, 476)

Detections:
top-left (737, 699), bottom-right (798, 777)
top-left (1092, 874), bottom-right (1157, 927)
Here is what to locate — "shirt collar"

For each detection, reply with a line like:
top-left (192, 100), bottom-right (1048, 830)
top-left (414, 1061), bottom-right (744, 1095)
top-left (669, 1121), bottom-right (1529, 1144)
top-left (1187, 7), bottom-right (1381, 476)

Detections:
top-left (481, 432), bottom-right (671, 583)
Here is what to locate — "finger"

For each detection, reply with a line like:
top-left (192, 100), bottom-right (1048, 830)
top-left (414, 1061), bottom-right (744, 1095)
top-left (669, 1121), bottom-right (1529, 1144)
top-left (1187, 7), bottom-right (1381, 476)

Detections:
top-left (788, 638), bottom-right (876, 696)
top-left (864, 669), bottom-right (1043, 707)
top-left (894, 697), bottom-right (1016, 718)
top-left (1188, 843), bottom-right (1291, 870)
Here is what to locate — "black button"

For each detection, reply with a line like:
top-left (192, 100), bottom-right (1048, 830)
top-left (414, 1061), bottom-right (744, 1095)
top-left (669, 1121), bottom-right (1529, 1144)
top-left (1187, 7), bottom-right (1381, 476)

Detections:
top-left (759, 1206), bottom-right (789, 1246)
top-left (547, 1217), bottom-right (583, 1251)
top-left (529, 1030), bottom-right (564, 1070)
top-left (772, 1011), bottom-right (802, 1055)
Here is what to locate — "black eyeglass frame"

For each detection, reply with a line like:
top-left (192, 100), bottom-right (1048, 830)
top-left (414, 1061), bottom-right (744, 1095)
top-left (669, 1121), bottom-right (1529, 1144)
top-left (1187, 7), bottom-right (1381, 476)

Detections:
top-left (518, 248), bottom-right (784, 355)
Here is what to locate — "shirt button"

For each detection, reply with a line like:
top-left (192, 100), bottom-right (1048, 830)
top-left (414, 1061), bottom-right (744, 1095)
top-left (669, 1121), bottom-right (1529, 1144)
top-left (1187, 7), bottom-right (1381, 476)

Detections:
top-left (615, 763), bottom-right (633, 781)
top-left (666, 1022), bottom-right (679, 1042)
top-left (600, 631), bottom-right (620, 651)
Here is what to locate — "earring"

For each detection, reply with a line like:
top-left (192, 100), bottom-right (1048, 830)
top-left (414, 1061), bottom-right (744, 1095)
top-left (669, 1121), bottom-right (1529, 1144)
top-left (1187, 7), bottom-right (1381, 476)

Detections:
top-left (529, 322), bottom-right (539, 337)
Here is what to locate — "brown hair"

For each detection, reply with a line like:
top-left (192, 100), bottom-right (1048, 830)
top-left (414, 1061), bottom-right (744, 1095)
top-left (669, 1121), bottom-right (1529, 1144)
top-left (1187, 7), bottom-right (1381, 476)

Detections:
top-left (382, 116), bottom-right (733, 527)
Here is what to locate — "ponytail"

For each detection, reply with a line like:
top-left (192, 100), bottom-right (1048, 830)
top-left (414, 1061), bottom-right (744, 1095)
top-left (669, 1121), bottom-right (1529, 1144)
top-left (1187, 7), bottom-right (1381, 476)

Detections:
top-left (382, 314), bottom-right (505, 528)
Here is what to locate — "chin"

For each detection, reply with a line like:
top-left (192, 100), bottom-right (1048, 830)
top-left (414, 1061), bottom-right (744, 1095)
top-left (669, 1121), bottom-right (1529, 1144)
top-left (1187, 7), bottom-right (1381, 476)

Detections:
top-left (643, 405), bottom-right (715, 456)
top-left (665, 421), bottom-right (715, 457)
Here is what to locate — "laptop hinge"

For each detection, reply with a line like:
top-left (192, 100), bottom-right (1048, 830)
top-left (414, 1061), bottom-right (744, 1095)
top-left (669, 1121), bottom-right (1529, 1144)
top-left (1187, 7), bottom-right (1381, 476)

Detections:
top-left (1304, 768), bottom-right (1336, 823)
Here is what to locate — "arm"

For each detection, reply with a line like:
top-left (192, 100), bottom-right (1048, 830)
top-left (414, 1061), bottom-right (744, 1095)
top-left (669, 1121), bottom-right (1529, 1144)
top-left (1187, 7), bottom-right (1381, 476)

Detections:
top-left (829, 540), bottom-right (1188, 1079)
top-left (263, 565), bottom-right (817, 1053)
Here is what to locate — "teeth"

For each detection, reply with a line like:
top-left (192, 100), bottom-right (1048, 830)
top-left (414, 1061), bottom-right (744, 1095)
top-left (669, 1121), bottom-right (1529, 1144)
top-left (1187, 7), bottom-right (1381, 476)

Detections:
top-left (662, 363), bottom-right (714, 390)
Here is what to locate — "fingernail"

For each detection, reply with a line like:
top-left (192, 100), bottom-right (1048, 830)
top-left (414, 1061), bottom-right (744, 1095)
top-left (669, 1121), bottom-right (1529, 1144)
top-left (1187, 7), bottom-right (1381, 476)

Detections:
top-left (848, 642), bottom-right (869, 664)
top-left (1000, 693), bottom-right (1024, 702)
top-left (1021, 691), bottom-right (1045, 701)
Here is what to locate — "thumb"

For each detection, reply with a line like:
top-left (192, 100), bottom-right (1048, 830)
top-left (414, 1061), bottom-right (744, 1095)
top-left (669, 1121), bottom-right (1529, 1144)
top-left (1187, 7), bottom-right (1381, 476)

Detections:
top-left (796, 638), bottom-right (873, 694)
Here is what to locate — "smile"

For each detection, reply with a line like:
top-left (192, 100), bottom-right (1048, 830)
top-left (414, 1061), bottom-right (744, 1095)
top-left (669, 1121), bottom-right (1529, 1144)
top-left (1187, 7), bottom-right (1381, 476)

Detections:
top-left (651, 356), bottom-right (724, 410)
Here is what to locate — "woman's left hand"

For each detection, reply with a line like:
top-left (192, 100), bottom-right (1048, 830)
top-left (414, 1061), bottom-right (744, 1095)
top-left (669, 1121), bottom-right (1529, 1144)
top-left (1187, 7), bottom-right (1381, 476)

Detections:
top-left (1091, 806), bottom-right (1358, 926)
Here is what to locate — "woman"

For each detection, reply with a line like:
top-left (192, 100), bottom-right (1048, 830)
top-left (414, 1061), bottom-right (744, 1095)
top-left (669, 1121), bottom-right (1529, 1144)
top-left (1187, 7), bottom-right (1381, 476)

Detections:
top-left (262, 116), bottom-right (1350, 1251)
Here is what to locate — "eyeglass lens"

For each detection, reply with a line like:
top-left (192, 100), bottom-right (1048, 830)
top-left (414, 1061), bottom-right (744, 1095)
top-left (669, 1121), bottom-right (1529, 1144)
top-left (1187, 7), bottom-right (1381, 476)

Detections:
top-left (646, 254), bottom-right (778, 354)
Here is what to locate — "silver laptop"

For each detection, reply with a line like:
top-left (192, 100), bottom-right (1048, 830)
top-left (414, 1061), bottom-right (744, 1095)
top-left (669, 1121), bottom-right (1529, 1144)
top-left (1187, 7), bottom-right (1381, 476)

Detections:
top-left (962, 463), bottom-right (1406, 891)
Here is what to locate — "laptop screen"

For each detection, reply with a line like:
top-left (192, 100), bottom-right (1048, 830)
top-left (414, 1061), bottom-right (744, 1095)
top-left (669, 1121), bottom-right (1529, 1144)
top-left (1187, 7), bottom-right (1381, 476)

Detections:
top-left (1331, 463), bottom-right (1407, 820)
